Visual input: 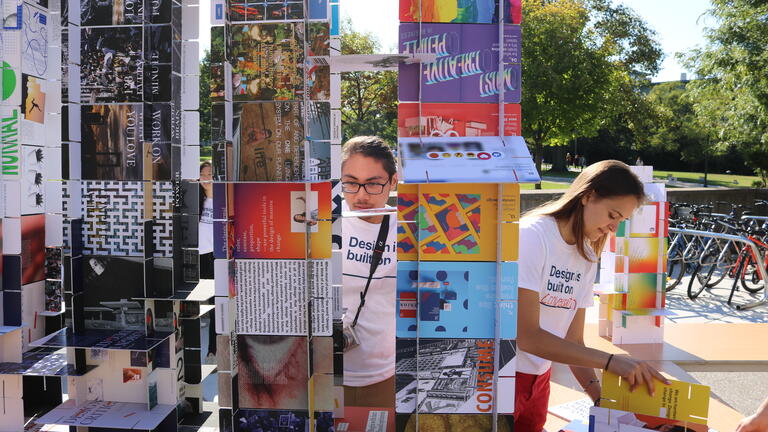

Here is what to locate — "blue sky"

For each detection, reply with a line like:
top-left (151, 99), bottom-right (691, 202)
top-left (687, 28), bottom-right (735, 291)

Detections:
top-left (199, 0), bottom-right (714, 82)
top-left (340, 0), bottom-right (714, 82)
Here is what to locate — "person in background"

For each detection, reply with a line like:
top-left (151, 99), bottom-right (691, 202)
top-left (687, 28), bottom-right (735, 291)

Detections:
top-left (340, 136), bottom-right (398, 407)
top-left (199, 161), bottom-right (214, 278)
top-left (199, 161), bottom-right (216, 364)
top-left (635, 156), bottom-right (644, 166)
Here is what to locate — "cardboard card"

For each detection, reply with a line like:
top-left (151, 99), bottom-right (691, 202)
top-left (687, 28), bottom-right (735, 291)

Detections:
top-left (21, 280), bottom-right (45, 349)
top-left (626, 273), bottom-right (662, 310)
top-left (237, 335), bottom-right (310, 410)
top-left (147, 369), bottom-right (159, 410)
top-left (1, 31), bottom-right (22, 107)
top-left (230, 182), bottom-right (331, 259)
top-left (397, 136), bottom-right (539, 183)
top-left (628, 238), bottom-right (662, 274)
top-left (399, 0), bottom-right (521, 24)
top-left (395, 338), bottom-right (513, 414)
top-left (80, 26), bottom-right (144, 103)
top-left (396, 261), bottom-right (515, 338)
top-left (629, 203), bottom-right (661, 238)
top-left (0, 396), bottom-right (24, 431)
top-left (19, 145), bottom-right (47, 214)
top-left (397, 183), bottom-right (517, 261)
top-left (19, 76), bottom-right (56, 145)
top-left (602, 371), bottom-right (704, 424)
top-left (80, 104), bottom-right (144, 181)
top-left (234, 259), bottom-right (330, 336)
top-left (398, 103), bottom-right (521, 138)
top-left (630, 166), bottom-right (653, 182)
top-left (399, 23), bottom-right (521, 103)
top-left (232, 101), bottom-right (330, 181)
top-left (229, 23), bottom-right (304, 101)
top-left (81, 181), bottom-right (146, 256)
top-left (643, 183), bottom-right (666, 203)
top-left (589, 406), bottom-right (708, 432)
top-left (80, 0), bottom-right (143, 25)
top-left (182, 110), bottom-right (200, 145)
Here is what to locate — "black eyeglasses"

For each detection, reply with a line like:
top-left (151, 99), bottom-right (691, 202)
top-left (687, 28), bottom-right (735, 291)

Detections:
top-left (341, 180), bottom-right (390, 195)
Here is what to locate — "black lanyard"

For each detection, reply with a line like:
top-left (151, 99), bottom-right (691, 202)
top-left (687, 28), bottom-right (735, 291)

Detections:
top-left (351, 214), bottom-right (391, 328)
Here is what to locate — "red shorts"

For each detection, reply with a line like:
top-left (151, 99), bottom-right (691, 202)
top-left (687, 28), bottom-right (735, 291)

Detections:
top-left (514, 368), bottom-right (551, 432)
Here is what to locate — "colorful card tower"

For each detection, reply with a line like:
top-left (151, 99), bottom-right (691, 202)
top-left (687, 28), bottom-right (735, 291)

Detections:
top-left (394, 0), bottom-right (537, 429)
top-left (597, 166), bottom-right (669, 344)
top-left (1, 0), bottom-right (210, 428)
top-left (2, 0), bottom-right (67, 428)
top-left (213, 0), bottom-right (341, 431)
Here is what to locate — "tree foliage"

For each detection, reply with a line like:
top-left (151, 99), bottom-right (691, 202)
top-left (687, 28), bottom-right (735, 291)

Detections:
top-left (199, 50), bottom-right (211, 146)
top-left (521, 0), bottom-right (663, 178)
top-left (645, 82), bottom-right (712, 163)
top-left (340, 19), bottom-right (398, 145)
top-left (681, 0), bottom-right (768, 185)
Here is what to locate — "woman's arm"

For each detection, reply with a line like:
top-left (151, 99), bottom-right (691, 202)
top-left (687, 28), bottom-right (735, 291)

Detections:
top-left (517, 288), bottom-right (669, 396)
top-left (564, 308), bottom-right (601, 402)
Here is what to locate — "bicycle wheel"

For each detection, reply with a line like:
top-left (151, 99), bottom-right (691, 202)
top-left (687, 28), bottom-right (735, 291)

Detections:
top-left (703, 253), bottom-right (732, 288)
top-left (740, 261), bottom-right (765, 293)
top-left (666, 258), bottom-right (686, 292)
top-left (688, 262), bottom-right (715, 300)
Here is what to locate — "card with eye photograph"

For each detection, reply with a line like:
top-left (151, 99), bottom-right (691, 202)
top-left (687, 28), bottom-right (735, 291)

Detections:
top-left (236, 335), bottom-right (310, 410)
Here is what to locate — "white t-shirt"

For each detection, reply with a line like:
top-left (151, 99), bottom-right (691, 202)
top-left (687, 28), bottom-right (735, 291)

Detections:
top-left (517, 215), bottom-right (597, 375)
top-left (341, 208), bottom-right (398, 387)
top-left (199, 197), bottom-right (214, 254)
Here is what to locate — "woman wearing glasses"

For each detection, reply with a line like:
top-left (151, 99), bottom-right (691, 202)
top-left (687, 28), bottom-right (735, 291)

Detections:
top-left (340, 136), bottom-right (399, 408)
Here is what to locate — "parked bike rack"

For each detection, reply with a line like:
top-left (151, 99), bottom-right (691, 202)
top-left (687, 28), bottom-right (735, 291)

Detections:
top-left (669, 227), bottom-right (768, 310)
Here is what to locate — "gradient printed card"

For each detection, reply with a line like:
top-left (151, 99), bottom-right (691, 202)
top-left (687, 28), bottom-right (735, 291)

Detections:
top-left (231, 182), bottom-right (331, 259)
top-left (399, 0), bottom-right (522, 24)
top-left (628, 237), bottom-right (663, 274)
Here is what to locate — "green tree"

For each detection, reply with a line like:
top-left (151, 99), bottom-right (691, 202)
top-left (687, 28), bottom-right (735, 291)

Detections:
top-left (521, 0), bottom-right (662, 184)
top-left (199, 27), bottom-right (225, 149)
top-left (340, 20), bottom-right (398, 145)
top-left (681, 0), bottom-right (768, 186)
top-left (199, 50), bottom-right (211, 146)
top-left (645, 82), bottom-right (713, 164)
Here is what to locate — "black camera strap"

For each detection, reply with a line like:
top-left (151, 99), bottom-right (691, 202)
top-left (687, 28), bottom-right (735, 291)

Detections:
top-left (351, 214), bottom-right (391, 328)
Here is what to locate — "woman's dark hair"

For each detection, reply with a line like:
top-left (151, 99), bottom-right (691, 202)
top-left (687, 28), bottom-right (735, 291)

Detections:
top-left (525, 160), bottom-right (645, 261)
top-left (341, 136), bottom-right (397, 179)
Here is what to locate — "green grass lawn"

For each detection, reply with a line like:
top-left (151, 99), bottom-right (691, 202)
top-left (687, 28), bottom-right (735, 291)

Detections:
top-left (652, 170), bottom-right (762, 188)
top-left (538, 168), bottom-right (762, 188)
top-left (520, 181), bottom-right (570, 190)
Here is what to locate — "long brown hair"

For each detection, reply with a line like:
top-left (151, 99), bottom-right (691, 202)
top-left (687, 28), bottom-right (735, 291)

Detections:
top-left (524, 160), bottom-right (645, 261)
